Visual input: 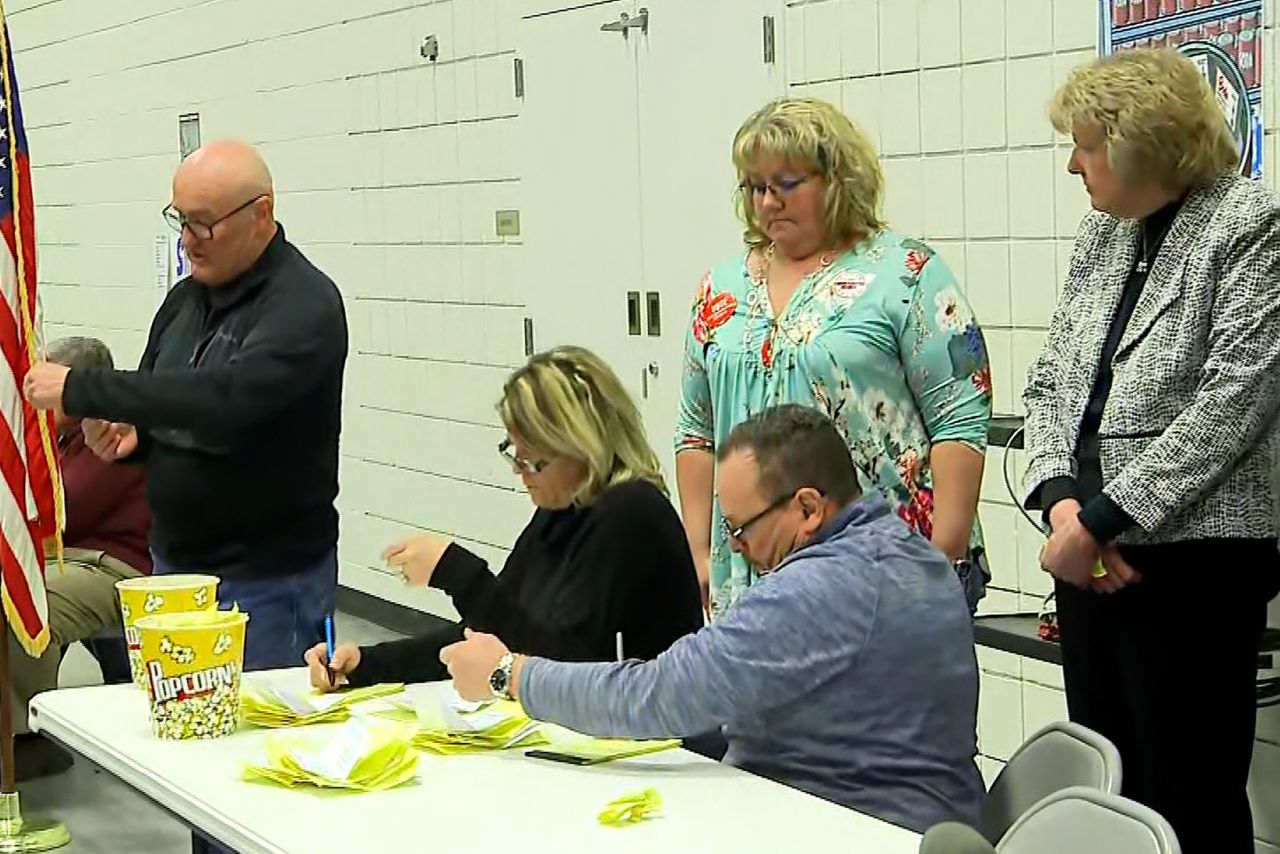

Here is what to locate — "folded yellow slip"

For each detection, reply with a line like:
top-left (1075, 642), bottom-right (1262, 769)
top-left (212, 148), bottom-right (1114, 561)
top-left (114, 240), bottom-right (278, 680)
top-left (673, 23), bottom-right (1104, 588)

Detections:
top-left (326, 683), bottom-right (406, 709)
top-left (241, 719), bottom-right (418, 792)
top-left (412, 716), bottom-right (549, 755)
top-left (242, 683), bottom-right (405, 729)
top-left (598, 788), bottom-right (663, 826)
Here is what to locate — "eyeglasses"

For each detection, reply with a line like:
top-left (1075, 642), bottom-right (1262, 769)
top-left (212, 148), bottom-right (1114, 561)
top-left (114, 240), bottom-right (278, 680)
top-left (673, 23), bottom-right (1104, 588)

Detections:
top-left (741, 174), bottom-right (815, 200)
top-left (721, 493), bottom-right (795, 542)
top-left (498, 439), bottom-right (549, 476)
top-left (162, 194), bottom-right (266, 240)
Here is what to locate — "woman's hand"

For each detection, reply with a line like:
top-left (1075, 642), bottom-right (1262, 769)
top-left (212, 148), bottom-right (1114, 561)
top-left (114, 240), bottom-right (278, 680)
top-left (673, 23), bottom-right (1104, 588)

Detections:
top-left (304, 642), bottom-right (361, 692)
top-left (693, 551), bottom-right (711, 611)
top-left (1041, 501), bottom-right (1103, 588)
top-left (1092, 545), bottom-right (1143, 594)
top-left (383, 533), bottom-right (454, 587)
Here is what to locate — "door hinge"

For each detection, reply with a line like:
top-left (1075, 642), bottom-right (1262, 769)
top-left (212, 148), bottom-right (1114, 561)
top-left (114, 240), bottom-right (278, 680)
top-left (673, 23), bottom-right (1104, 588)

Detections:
top-left (514, 57), bottom-right (525, 99)
top-left (763, 16), bottom-right (776, 65)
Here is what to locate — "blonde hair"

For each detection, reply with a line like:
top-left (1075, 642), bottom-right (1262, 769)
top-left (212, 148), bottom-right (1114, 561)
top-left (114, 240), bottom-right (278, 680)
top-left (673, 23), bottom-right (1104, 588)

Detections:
top-left (497, 346), bottom-right (666, 505)
top-left (1049, 48), bottom-right (1239, 191)
top-left (732, 97), bottom-right (886, 249)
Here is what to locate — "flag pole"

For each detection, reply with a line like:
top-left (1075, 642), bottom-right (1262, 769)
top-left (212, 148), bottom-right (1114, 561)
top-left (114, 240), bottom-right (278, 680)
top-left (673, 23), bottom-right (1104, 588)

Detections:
top-left (0, 567), bottom-right (69, 853)
top-left (0, 0), bottom-right (69, 846)
top-left (0, 573), bottom-right (69, 852)
top-left (0, 603), bottom-right (15, 795)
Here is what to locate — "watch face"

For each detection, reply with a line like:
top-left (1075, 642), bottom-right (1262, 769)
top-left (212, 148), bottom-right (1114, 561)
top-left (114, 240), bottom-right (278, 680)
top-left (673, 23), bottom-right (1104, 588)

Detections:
top-left (489, 668), bottom-right (507, 695)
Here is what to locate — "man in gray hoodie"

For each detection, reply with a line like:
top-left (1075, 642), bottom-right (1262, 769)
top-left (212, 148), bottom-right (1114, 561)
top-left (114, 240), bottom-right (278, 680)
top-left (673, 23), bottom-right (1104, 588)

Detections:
top-left (442, 404), bottom-right (984, 833)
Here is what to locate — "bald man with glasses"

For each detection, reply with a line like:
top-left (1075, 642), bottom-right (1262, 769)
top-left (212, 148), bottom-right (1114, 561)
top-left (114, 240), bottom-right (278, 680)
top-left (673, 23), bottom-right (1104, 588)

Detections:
top-left (24, 140), bottom-right (348, 672)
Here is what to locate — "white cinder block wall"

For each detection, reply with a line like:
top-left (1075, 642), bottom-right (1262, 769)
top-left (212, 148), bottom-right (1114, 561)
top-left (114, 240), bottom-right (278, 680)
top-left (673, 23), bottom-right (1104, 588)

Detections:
top-left (8, 0), bottom-right (1279, 847)
top-left (10, 0), bottom-right (532, 621)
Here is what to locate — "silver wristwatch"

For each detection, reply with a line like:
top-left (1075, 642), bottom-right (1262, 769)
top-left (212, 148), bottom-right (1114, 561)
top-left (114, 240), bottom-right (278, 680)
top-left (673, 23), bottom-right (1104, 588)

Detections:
top-left (488, 652), bottom-right (516, 701)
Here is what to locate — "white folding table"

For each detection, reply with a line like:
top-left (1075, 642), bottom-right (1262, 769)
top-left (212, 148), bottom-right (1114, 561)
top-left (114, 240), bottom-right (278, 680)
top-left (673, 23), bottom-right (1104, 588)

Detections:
top-left (30, 670), bottom-right (922, 854)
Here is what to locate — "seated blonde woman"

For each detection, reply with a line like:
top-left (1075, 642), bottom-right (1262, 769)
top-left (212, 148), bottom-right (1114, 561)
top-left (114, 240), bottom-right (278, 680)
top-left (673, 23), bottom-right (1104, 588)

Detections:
top-left (307, 346), bottom-right (704, 689)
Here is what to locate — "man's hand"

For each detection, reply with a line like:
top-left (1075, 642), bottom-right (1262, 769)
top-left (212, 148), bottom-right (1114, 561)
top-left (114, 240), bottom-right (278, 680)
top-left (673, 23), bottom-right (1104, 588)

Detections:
top-left (1041, 500), bottom-right (1102, 588)
top-left (439, 629), bottom-right (511, 702)
top-left (383, 533), bottom-right (453, 587)
top-left (82, 419), bottom-right (139, 461)
top-left (1092, 545), bottom-right (1143, 594)
top-left (22, 362), bottom-right (69, 411)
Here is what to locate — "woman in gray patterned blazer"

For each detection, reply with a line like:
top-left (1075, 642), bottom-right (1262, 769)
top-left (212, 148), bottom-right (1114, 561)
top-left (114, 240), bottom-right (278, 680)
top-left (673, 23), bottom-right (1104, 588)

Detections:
top-left (1023, 49), bottom-right (1280, 854)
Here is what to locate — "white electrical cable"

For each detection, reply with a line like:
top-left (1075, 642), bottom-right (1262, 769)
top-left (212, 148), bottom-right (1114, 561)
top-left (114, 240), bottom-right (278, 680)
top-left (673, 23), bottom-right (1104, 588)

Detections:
top-left (999, 424), bottom-right (1056, 620)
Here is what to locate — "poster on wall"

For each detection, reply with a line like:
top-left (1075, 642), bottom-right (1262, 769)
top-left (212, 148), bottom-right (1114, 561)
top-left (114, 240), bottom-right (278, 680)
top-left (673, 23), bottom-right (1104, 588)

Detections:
top-left (1101, 0), bottom-right (1263, 178)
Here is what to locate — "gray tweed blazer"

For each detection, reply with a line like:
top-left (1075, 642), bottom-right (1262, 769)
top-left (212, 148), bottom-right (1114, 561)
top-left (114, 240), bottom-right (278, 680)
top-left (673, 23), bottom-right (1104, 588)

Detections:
top-left (1023, 172), bottom-right (1280, 544)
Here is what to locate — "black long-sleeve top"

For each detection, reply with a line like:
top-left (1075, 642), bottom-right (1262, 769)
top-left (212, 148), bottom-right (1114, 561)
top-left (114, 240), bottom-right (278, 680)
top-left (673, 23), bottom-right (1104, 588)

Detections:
top-left (348, 478), bottom-right (705, 686)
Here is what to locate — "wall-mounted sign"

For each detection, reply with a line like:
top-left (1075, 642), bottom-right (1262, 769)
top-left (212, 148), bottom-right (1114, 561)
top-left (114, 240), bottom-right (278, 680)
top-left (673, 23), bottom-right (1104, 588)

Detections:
top-left (1100, 1), bottom-right (1262, 178)
top-left (178, 112), bottom-right (201, 161)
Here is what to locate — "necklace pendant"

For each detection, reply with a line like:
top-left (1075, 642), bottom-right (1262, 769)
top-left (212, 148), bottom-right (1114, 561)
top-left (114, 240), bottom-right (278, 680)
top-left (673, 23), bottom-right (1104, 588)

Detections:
top-left (1135, 259), bottom-right (1148, 274)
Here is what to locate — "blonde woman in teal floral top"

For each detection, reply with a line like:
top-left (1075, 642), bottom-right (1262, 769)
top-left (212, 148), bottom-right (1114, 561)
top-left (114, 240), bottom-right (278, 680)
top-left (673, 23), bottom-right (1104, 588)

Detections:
top-left (675, 98), bottom-right (992, 617)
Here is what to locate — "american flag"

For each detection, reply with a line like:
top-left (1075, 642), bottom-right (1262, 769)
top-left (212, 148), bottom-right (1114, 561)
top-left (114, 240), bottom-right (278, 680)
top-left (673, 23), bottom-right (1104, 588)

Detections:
top-left (0, 11), bottom-right (60, 657)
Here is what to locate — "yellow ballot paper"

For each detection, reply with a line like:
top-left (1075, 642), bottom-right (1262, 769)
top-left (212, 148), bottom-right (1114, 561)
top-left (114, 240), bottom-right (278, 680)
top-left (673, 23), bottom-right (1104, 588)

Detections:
top-left (598, 788), bottom-right (663, 827)
top-left (526, 737), bottom-right (679, 766)
top-left (370, 692), bottom-right (548, 754)
top-left (242, 683), bottom-right (405, 728)
top-left (241, 719), bottom-right (418, 792)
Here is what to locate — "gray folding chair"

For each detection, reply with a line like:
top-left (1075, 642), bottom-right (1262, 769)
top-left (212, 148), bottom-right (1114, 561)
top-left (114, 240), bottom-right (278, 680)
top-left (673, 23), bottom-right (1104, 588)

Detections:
top-left (918, 822), bottom-right (996, 853)
top-left (997, 786), bottom-right (1180, 854)
top-left (980, 720), bottom-right (1122, 842)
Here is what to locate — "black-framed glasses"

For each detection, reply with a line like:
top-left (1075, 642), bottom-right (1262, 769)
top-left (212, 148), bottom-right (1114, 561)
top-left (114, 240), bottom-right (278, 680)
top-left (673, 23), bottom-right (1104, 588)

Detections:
top-left (162, 194), bottom-right (266, 240)
top-left (741, 174), bottom-right (815, 200)
top-left (498, 439), bottom-right (549, 476)
top-left (721, 493), bottom-right (795, 542)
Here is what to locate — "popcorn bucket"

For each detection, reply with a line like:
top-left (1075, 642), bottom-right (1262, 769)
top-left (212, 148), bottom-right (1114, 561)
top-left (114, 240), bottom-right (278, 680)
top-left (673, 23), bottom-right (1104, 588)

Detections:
top-left (134, 610), bottom-right (249, 740)
top-left (116, 575), bottom-right (219, 691)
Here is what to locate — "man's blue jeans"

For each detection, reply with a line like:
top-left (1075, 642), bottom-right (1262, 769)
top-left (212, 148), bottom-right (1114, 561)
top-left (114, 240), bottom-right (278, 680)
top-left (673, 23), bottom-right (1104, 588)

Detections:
top-left (152, 549), bottom-right (337, 671)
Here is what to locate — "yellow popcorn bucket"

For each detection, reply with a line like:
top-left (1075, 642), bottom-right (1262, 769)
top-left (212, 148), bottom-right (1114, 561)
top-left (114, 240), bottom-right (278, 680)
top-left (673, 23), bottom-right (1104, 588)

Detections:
top-left (116, 574), bottom-right (219, 691)
top-left (134, 610), bottom-right (249, 740)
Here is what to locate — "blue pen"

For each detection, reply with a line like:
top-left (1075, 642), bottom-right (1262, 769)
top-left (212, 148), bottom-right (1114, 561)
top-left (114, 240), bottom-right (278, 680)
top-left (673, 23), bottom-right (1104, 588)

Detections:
top-left (324, 614), bottom-right (337, 687)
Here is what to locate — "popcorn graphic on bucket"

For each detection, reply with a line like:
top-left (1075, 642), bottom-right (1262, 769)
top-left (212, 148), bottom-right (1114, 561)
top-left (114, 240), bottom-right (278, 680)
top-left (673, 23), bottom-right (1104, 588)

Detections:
top-left (134, 610), bottom-right (249, 740)
top-left (116, 575), bottom-right (219, 691)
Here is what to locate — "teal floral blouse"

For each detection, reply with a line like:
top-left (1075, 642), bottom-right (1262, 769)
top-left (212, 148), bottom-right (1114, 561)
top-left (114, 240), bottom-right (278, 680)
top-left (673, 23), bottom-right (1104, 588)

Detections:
top-left (676, 231), bottom-right (993, 616)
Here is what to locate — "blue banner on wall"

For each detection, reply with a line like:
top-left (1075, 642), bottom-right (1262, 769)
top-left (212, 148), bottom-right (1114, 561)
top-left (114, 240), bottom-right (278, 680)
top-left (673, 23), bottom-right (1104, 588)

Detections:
top-left (1100, 0), bottom-right (1263, 178)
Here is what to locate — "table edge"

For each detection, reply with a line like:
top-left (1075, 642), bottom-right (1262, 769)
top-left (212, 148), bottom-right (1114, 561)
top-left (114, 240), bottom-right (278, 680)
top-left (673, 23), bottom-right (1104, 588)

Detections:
top-left (30, 696), bottom-right (287, 854)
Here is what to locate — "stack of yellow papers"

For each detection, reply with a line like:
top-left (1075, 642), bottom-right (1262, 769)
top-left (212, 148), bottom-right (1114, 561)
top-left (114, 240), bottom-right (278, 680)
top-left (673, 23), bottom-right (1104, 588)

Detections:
top-left (242, 683), bottom-right (405, 728)
top-left (372, 693), bottom-right (548, 754)
top-left (241, 719), bottom-right (418, 792)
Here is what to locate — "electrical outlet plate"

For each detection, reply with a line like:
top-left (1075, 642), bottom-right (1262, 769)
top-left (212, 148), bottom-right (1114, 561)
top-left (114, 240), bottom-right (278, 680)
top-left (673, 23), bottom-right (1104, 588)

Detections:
top-left (495, 210), bottom-right (521, 237)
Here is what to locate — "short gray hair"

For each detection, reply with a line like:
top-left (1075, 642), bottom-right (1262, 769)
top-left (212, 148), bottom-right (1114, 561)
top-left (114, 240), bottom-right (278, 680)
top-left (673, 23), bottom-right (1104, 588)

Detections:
top-left (46, 337), bottom-right (113, 372)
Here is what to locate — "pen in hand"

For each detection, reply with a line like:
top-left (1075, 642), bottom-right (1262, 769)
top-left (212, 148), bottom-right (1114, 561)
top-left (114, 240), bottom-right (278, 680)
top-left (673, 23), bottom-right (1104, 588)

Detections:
top-left (324, 614), bottom-right (337, 688)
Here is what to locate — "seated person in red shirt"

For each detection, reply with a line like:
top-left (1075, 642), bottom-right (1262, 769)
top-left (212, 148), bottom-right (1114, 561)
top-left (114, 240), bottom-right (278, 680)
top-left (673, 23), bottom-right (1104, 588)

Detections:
top-left (9, 337), bottom-right (151, 738)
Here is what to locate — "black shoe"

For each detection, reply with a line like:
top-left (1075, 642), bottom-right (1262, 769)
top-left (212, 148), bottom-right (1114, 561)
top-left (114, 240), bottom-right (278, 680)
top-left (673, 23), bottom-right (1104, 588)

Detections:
top-left (14, 734), bottom-right (74, 783)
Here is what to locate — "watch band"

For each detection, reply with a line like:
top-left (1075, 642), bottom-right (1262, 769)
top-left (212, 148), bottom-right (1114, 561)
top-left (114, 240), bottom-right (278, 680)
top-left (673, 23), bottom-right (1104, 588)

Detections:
top-left (489, 652), bottom-right (516, 701)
